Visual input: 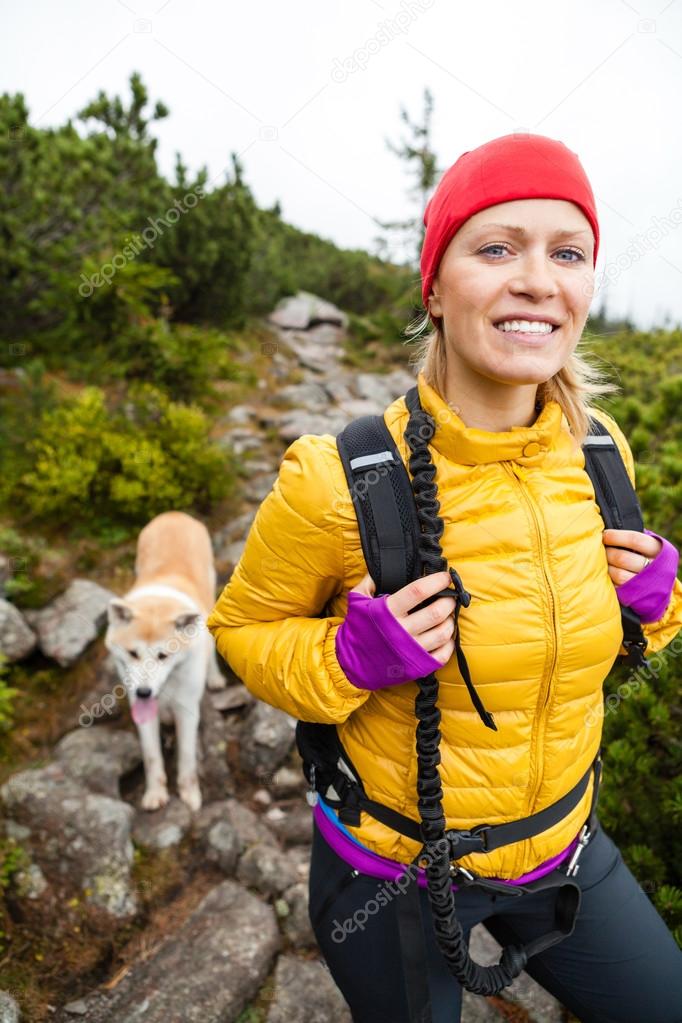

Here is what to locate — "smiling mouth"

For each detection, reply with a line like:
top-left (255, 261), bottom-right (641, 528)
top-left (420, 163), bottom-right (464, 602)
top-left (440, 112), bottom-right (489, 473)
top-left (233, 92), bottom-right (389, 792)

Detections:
top-left (492, 323), bottom-right (560, 341)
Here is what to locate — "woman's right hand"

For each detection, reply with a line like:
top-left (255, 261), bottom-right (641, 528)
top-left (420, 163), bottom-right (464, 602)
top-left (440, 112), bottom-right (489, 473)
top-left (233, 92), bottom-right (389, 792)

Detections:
top-left (338, 570), bottom-right (458, 690)
top-left (385, 571), bottom-right (457, 666)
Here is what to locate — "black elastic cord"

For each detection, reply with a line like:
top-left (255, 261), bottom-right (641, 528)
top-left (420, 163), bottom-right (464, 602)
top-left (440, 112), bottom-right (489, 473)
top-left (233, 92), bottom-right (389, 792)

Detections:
top-left (400, 384), bottom-right (590, 998)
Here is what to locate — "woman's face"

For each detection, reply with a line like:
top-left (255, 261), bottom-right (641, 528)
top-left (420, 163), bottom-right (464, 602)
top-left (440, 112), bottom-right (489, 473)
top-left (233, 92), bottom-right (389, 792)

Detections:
top-left (428, 198), bottom-right (595, 391)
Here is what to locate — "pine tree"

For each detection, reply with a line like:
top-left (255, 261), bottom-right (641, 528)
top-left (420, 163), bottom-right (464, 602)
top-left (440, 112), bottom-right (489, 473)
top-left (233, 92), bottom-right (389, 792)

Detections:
top-left (373, 86), bottom-right (440, 269)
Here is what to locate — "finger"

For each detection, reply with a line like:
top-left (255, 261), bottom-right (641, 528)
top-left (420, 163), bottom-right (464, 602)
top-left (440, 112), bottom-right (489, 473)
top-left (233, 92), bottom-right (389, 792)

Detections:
top-left (603, 528), bottom-right (639, 546)
top-left (386, 571), bottom-right (452, 619)
top-left (391, 594), bottom-right (456, 638)
top-left (603, 529), bottom-right (657, 557)
top-left (428, 638), bottom-right (455, 666)
top-left (416, 615), bottom-right (456, 651)
top-left (605, 548), bottom-right (655, 573)
top-left (609, 567), bottom-right (638, 586)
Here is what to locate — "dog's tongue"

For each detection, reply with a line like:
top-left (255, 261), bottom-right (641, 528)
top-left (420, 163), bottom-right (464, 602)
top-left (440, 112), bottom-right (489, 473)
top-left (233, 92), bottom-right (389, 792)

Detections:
top-left (132, 698), bottom-right (159, 725)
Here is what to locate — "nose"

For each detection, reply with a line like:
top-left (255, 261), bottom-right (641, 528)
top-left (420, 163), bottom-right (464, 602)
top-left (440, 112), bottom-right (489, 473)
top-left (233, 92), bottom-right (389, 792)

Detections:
top-left (510, 247), bottom-right (560, 298)
top-left (136, 686), bottom-right (152, 699)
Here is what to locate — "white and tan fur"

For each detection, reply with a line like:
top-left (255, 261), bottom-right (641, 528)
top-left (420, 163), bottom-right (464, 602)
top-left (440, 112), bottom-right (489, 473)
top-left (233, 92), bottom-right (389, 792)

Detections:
top-left (104, 511), bottom-right (225, 812)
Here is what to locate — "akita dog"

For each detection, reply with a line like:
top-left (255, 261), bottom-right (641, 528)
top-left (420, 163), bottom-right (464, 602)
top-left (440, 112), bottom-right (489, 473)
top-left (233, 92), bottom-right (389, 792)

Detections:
top-left (105, 511), bottom-right (225, 811)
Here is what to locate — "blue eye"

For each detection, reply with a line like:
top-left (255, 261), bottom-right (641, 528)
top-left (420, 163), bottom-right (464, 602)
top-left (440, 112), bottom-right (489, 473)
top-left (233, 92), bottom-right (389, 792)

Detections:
top-left (479, 243), bottom-right (508, 258)
top-left (478, 243), bottom-right (585, 262)
top-left (556, 247), bottom-right (586, 262)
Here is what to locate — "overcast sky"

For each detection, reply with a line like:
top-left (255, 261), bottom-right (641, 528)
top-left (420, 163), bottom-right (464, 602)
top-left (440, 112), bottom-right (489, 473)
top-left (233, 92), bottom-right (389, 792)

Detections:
top-left (4, 0), bottom-right (682, 331)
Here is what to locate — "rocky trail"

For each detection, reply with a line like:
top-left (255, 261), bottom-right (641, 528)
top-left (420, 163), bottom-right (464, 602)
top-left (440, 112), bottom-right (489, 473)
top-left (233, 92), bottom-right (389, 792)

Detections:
top-left (0, 293), bottom-right (571, 1022)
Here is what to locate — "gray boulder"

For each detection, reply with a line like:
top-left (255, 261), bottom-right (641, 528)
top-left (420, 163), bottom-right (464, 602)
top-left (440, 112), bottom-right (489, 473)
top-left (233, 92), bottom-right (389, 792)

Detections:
top-left (0, 991), bottom-right (20, 1023)
top-left (207, 684), bottom-right (254, 713)
top-left (274, 380), bottom-right (331, 412)
top-left (276, 408), bottom-right (350, 443)
top-left (131, 798), bottom-right (192, 850)
top-left (354, 368), bottom-right (416, 409)
top-left (267, 292), bottom-right (348, 331)
top-left (193, 798), bottom-right (273, 851)
top-left (238, 702), bottom-right (297, 777)
top-left (54, 726), bottom-right (141, 798)
top-left (461, 990), bottom-right (503, 1021)
top-left (245, 471), bottom-right (278, 503)
top-left (24, 579), bottom-right (114, 666)
top-left (236, 842), bottom-right (299, 897)
top-left (275, 325), bottom-right (346, 375)
top-left (266, 954), bottom-right (352, 1022)
top-left (280, 881), bottom-right (316, 949)
top-left (60, 881), bottom-right (280, 1023)
top-left (13, 860), bottom-right (48, 900)
top-left (269, 765), bottom-right (306, 797)
top-left (197, 688), bottom-right (234, 803)
top-left (284, 844), bottom-right (311, 884)
top-left (0, 598), bottom-right (37, 661)
top-left (323, 377), bottom-right (354, 404)
top-left (204, 819), bottom-right (241, 873)
top-left (77, 652), bottom-right (127, 726)
top-left (0, 762), bottom-right (136, 918)
top-left (264, 802), bottom-right (313, 847)
top-left (217, 426), bottom-right (263, 456)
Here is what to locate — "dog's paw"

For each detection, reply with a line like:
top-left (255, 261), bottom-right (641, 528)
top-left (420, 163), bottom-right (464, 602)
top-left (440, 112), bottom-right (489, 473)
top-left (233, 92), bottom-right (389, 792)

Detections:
top-left (141, 785), bottom-right (170, 811)
top-left (207, 671), bottom-right (226, 691)
top-left (178, 777), bottom-right (202, 812)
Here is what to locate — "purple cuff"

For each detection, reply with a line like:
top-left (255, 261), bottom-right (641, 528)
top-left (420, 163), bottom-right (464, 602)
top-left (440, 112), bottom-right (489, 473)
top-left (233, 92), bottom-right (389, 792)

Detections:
top-left (615, 529), bottom-right (680, 624)
top-left (335, 591), bottom-right (444, 691)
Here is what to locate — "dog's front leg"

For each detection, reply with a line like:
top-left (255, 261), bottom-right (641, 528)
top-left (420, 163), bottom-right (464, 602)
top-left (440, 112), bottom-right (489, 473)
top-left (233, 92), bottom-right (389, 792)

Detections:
top-left (175, 701), bottom-right (202, 812)
top-left (138, 716), bottom-right (169, 811)
top-left (206, 633), bottom-right (226, 690)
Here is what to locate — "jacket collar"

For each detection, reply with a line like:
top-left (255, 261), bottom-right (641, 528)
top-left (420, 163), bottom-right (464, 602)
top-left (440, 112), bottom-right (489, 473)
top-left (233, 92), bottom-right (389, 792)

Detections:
top-left (415, 370), bottom-right (566, 465)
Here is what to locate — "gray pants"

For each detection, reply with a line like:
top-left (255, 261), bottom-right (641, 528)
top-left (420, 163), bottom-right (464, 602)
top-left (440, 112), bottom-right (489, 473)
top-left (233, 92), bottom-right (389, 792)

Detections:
top-left (308, 817), bottom-right (682, 1022)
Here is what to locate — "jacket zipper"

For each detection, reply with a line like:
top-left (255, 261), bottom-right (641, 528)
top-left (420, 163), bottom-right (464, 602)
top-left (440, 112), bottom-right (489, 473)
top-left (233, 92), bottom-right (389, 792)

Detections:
top-left (502, 462), bottom-right (559, 831)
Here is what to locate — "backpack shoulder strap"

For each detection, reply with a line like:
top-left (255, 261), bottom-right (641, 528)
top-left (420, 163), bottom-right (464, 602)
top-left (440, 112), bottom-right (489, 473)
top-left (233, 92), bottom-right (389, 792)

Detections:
top-left (582, 416), bottom-right (644, 531)
top-left (335, 398), bottom-right (423, 595)
top-left (297, 392), bottom-right (426, 815)
top-left (582, 415), bottom-right (648, 666)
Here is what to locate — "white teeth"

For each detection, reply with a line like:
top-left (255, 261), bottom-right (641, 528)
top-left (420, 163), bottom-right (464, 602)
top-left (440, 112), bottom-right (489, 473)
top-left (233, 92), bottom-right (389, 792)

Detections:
top-left (495, 320), bottom-right (555, 334)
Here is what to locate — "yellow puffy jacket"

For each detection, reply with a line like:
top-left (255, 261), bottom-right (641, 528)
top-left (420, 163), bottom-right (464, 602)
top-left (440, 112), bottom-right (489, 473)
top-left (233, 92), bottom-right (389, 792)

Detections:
top-left (207, 370), bottom-right (682, 879)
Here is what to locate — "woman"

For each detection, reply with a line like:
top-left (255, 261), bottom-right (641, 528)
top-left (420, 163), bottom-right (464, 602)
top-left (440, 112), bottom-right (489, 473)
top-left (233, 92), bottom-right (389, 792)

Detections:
top-left (206, 133), bottom-right (682, 1023)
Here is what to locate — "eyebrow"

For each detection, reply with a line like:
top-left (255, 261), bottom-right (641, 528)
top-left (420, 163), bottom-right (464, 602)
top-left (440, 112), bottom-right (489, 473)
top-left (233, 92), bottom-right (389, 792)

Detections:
top-left (471, 222), bottom-right (592, 240)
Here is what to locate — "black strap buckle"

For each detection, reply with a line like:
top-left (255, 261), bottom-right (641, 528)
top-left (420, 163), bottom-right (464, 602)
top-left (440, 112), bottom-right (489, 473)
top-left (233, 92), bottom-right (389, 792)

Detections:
top-left (448, 862), bottom-right (524, 897)
top-left (621, 637), bottom-right (649, 668)
top-left (445, 824), bottom-right (491, 858)
top-left (335, 777), bottom-right (362, 826)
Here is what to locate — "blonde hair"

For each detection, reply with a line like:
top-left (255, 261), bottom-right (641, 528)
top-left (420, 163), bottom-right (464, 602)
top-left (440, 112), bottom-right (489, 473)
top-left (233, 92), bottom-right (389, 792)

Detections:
top-left (402, 302), bottom-right (621, 450)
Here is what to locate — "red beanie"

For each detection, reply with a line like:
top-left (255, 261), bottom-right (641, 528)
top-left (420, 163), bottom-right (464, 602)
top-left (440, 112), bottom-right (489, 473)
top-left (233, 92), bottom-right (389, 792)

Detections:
top-left (420, 132), bottom-right (599, 311)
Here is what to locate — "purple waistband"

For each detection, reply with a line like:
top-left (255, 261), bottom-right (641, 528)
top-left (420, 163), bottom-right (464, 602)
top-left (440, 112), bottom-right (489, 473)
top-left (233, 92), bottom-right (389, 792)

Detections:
top-left (312, 800), bottom-right (580, 890)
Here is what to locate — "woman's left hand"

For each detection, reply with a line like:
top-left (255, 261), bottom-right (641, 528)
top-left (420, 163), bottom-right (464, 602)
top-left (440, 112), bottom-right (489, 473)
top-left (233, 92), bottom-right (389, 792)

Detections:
top-left (602, 529), bottom-right (662, 586)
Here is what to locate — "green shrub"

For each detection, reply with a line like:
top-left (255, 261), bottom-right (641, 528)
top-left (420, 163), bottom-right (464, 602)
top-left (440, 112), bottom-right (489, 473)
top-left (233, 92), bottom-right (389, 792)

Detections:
top-left (244, 205), bottom-right (416, 319)
top-left (37, 256), bottom-right (254, 406)
top-left (0, 837), bottom-right (30, 891)
top-left (0, 527), bottom-right (48, 604)
top-left (111, 319), bottom-right (256, 405)
top-left (0, 655), bottom-right (18, 733)
top-left (8, 382), bottom-right (238, 531)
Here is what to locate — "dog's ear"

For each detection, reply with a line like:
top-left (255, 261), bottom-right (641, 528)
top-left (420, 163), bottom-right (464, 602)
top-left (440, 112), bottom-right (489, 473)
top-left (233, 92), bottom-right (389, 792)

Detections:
top-left (173, 611), bottom-right (202, 633)
top-left (108, 599), bottom-right (134, 624)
